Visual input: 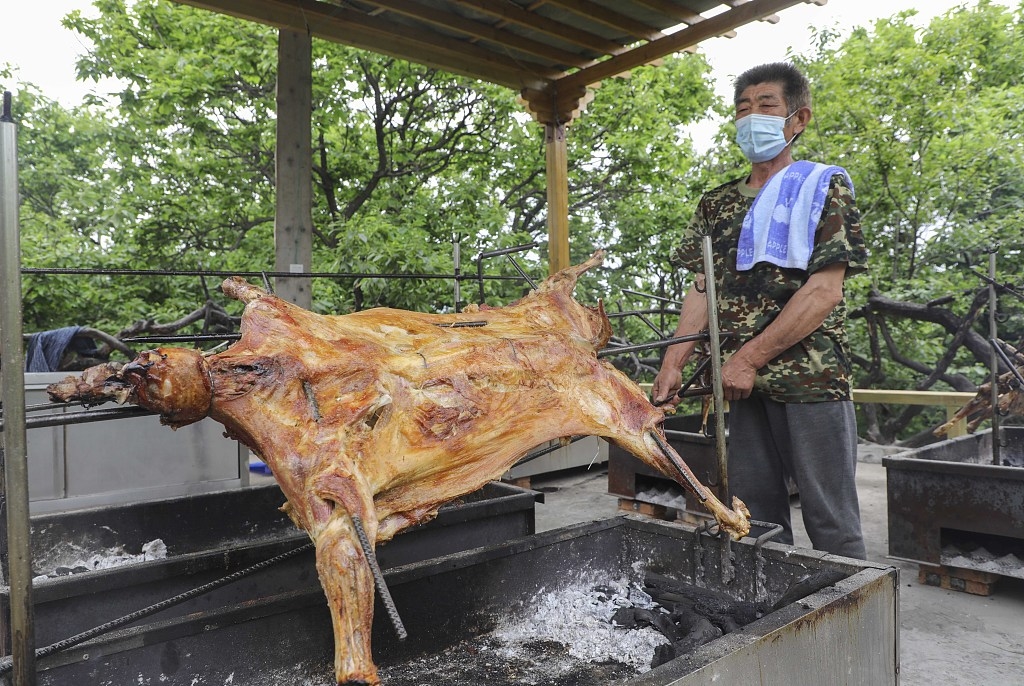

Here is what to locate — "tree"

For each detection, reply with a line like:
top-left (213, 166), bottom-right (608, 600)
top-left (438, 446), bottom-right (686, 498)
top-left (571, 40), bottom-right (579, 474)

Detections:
top-left (6, 0), bottom-right (718, 360)
top-left (793, 1), bottom-right (1024, 442)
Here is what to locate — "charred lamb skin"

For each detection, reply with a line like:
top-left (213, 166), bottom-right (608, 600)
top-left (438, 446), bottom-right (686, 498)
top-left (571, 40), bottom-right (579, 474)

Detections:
top-left (48, 250), bottom-right (749, 685)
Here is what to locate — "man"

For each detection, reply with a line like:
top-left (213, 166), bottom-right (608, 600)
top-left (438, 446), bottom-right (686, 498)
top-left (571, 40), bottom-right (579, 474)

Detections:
top-left (652, 62), bottom-right (868, 559)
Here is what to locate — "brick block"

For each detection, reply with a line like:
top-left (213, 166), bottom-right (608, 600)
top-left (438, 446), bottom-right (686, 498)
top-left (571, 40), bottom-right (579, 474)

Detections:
top-left (617, 498), bottom-right (672, 520)
top-left (918, 564), bottom-right (1000, 596)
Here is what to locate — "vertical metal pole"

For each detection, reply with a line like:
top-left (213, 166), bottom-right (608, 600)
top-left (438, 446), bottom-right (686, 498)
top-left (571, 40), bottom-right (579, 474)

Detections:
top-left (476, 255), bottom-right (485, 306)
top-left (0, 91), bottom-right (38, 685)
top-left (701, 235), bottom-right (732, 583)
top-left (988, 251), bottom-right (1001, 465)
top-left (701, 236), bottom-right (729, 502)
top-left (453, 238), bottom-right (461, 313)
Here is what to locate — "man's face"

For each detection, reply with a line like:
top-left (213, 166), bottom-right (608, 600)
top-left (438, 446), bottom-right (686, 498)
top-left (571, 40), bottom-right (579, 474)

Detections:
top-left (735, 81), bottom-right (807, 141)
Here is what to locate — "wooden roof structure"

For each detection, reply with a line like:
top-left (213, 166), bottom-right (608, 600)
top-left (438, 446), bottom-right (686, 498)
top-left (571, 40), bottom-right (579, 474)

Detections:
top-left (178, 0), bottom-right (822, 124)
top-left (171, 0), bottom-right (825, 287)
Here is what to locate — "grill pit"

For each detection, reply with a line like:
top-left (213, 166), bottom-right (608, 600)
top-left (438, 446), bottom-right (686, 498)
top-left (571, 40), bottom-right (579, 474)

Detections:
top-left (884, 427), bottom-right (1024, 583)
top-left (1, 480), bottom-right (538, 649)
top-left (24, 516), bottom-right (898, 685)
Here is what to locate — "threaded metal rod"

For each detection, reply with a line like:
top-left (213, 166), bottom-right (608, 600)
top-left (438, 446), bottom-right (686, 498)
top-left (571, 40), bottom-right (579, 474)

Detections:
top-left (0, 542), bottom-right (314, 676)
top-left (351, 514), bottom-right (407, 640)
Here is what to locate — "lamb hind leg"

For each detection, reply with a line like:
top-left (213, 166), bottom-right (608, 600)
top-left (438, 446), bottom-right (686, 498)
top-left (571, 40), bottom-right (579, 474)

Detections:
top-left (314, 513), bottom-right (381, 686)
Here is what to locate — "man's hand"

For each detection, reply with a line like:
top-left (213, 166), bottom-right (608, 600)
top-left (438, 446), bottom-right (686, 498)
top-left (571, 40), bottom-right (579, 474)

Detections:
top-left (720, 351), bottom-right (758, 401)
top-left (651, 366), bottom-right (683, 406)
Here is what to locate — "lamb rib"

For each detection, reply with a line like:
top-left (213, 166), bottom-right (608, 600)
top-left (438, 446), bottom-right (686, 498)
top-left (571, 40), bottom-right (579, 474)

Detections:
top-left (48, 250), bottom-right (749, 685)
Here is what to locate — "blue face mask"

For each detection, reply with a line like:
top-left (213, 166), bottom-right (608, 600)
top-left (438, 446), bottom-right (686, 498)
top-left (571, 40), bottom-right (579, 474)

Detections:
top-left (735, 112), bottom-right (797, 163)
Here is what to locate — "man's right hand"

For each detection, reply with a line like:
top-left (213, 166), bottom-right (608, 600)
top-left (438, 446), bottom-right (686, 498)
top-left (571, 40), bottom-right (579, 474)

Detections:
top-left (651, 366), bottom-right (683, 406)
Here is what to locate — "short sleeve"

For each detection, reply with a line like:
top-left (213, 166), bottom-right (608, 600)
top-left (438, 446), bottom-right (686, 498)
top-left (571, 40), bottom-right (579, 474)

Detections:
top-left (672, 194), bottom-right (712, 274)
top-left (807, 173), bottom-right (869, 277)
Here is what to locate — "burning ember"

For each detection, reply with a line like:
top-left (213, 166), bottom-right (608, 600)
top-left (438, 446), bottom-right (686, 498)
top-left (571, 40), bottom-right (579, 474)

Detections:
top-left (373, 568), bottom-right (783, 685)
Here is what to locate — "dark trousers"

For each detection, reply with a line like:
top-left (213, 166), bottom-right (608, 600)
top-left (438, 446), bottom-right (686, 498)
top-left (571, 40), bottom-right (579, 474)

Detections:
top-left (727, 393), bottom-right (867, 560)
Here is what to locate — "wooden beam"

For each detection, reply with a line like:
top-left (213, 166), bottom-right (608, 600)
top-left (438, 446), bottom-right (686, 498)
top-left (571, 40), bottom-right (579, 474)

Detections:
top-left (720, 0), bottom-right (780, 24)
top-left (851, 389), bottom-right (977, 438)
top-left (540, 0), bottom-right (666, 41)
top-left (631, 0), bottom-right (738, 38)
top-left (446, 0), bottom-right (625, 55)
top-left (275, 28), bottom-right (313, 308)
top-left (545, 123), bottom-right (570, 275)
top-left (557, 0), bottom-right (812, 91)
top-left (174, 0), bottom-right (561, 90)
top-left (357, 0), bottom-right (593, 69)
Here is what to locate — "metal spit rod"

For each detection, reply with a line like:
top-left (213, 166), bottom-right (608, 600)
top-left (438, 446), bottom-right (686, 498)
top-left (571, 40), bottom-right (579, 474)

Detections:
top-left (988, 250), bottom-right (1003, 465)
top-left (0, 89), bottom-right (38, 685)
top-left (700, 235), bottom-right (729, 507)
top-left (475, 242), bottom-right (539, 304)
top-left (0, 406), bottom-right (154, 433)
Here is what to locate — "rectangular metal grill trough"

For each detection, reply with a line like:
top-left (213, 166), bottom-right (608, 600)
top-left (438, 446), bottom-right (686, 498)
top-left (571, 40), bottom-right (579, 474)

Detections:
top-left (21, 515), bottom-right (898, 685)
top-left (0, 481), bottom-right (539, 651)
top-left (884, 427), bottom-right (1024, 579)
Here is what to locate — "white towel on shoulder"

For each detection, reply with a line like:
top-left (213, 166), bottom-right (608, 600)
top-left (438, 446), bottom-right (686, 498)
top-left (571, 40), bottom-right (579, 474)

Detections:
top-left (736, 161), bottom-right (853, 271)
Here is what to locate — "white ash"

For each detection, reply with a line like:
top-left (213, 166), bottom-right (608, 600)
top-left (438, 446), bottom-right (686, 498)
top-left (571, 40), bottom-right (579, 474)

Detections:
top-left (34, 539), bottom-right (168, 582)
top-left (941, 545), bottom-right (1024, 580)
top-left (491, 574), bottom-right (668, 673)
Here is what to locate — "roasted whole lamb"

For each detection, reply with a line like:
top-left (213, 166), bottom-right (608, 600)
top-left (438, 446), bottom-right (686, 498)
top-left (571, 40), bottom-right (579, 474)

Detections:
top-left (49, 250), bottom-right (749, 685)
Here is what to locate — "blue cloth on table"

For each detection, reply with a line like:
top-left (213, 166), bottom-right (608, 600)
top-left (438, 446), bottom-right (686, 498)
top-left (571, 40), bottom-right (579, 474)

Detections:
top-left (736, 160), bottom-right (853, 272)
top-left (25, 326), bottom-right (83, 372)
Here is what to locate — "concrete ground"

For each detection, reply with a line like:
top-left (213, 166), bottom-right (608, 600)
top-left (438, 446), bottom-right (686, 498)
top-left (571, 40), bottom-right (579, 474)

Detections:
top-left (528, 450), bottom-right (1024, 686)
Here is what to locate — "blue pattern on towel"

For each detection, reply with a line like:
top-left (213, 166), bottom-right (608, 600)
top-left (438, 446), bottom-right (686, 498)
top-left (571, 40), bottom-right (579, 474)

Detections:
top-left (736, 160), bottom-right (853, 271)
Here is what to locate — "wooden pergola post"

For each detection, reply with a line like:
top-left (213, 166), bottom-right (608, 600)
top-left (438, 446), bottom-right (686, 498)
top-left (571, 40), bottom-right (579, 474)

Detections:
top-left (544, 122), bottom-right (570, 276)
top-left (274, 28), bottom-right (313, 308)
top-left (522, 85), bottom-right (593, 275)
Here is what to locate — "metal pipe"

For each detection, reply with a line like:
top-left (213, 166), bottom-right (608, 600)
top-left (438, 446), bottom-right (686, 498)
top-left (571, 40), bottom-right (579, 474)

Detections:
top-left (988, 251), bottom-right (1001, 465)
top-left (701, 235), bottom-right (732, 585)
top-left (0, 89), bottom-right (37, 684)
top-left (605, 309), bottom-right (680, 320)
top-left (1, 406), bottom-right (153, 433)
top-left (474, 243), bottom-right (542, 304)
top-left (505, 254), bottom-right (538, 290)
top-left (22, 266), bottom-right (519, 282)
top-left (596, 332), bottom-right (728, 359)
top-left (477, 242), bottom-right (539, 260)
top-left (632, 312), bottom-right (666, 339)
top-left (621, 289), bottom-right (684, 306)
top-left (453, 238), bottom-right (462, 313)
top-left (701, 236), bottom-right (729, 505)
top-left (989, 338), bottom-right (1024, 387)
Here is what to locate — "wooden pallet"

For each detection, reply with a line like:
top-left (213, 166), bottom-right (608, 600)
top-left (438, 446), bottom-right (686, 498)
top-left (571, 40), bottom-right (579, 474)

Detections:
top-left (918, 563), bottom-right (1001, 596)
top-left (618, 497), bottom-right (673, 520)
top-left (616, 498), bottom-right (716, 528)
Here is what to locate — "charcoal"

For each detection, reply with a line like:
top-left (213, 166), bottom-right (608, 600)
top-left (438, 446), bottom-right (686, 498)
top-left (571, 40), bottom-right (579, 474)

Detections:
top-left (610, 606), bottom-right (639, 629)
top-left (627, 607), bottom-right (679, 641)
top-left (649, 614), bottom-right (721, 669)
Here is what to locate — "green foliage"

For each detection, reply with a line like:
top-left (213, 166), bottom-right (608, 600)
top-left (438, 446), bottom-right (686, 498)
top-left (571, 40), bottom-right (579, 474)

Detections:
top-left (788, 1), bottom-right (1024, 436)
top-left (7, 0), bottom-right (717, 346)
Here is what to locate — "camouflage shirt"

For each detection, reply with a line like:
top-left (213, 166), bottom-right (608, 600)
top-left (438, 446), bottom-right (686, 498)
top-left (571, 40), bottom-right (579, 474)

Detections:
top-left (674, 172), bottom-right (868, 402)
